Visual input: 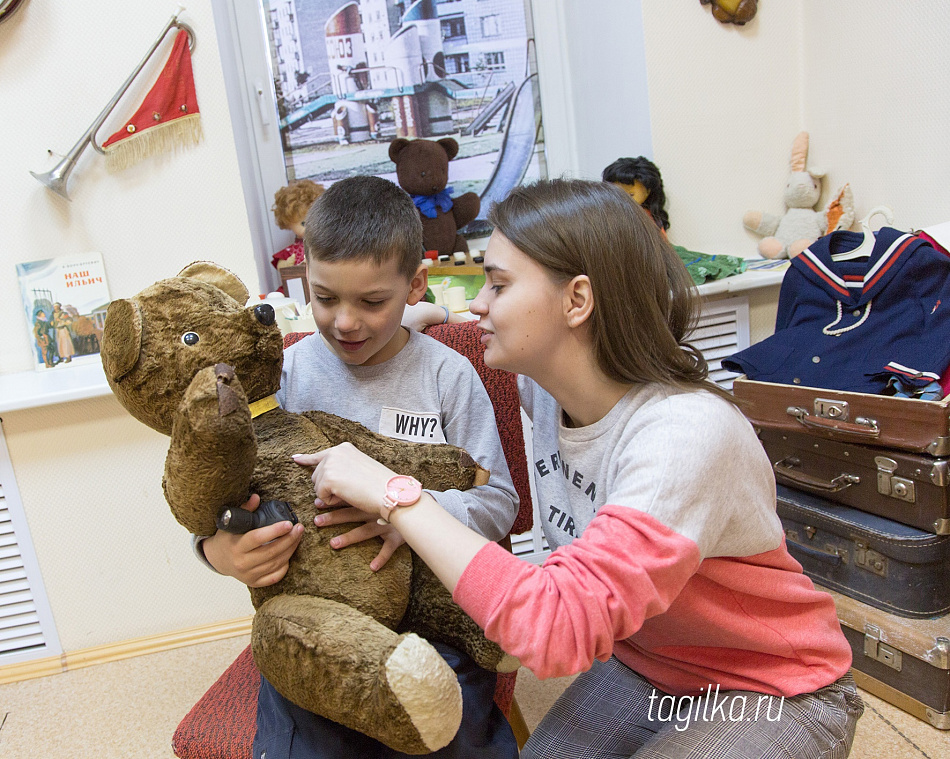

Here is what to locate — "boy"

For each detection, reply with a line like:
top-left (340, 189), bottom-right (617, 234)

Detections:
top-left (197, 175), bottom-right (520, 759)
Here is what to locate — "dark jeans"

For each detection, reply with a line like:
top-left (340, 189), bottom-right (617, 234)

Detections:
top-left (253, 642), bottom-right (518, 759)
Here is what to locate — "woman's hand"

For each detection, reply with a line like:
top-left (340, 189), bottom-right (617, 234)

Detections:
top-left (294, 443), bottom-right (488, 592)
top-left (292, 442), bottom-right (395, 518)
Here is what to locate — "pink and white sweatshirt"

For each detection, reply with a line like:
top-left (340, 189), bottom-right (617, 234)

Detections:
top-left (454, 377), bottom-right (852, 697)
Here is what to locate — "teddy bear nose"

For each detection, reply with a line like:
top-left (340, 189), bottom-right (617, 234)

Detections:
top-left (254, 303), bottom-right (276, 326)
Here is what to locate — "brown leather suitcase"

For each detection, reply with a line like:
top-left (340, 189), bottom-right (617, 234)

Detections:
top-left (760, 428), bottom-right (950, 535)
top-left (827, 588), bottom-right (950, 730)
top-left (732, 376), bottom-right (950, 457)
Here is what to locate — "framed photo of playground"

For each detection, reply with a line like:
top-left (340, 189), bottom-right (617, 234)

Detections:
top-left (261, 0), bottom-right (546, 236)
top-left (16, 253), bottom-right (111, 372)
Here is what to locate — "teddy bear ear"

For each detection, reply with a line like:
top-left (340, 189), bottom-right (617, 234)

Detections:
top-left (101, 298), bottom-right (143, 383)
top-left (177, 261), bottom-right (250, 305)
top-left (388, 138), bottom-right (410, 163)
top-left (437, 137), bottom-right (459, 161)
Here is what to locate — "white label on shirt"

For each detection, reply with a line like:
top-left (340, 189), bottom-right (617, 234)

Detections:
top-left (379, 407), bottom-right (446, 443)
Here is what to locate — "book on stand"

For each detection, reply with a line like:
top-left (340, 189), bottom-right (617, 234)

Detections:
top-left (16, 253), bottom-right (111, 372)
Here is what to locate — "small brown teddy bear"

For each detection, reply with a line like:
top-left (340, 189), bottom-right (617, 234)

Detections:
top-left (100, 261), bottom-right (516, 754)
top-left (389, 137), bottom-right (480, 257)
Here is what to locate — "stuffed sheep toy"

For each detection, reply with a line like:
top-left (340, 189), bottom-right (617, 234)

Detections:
top-left (743, 131), bottom-right (854, 259)
top-left (100, 261), bottom-right (516, 754)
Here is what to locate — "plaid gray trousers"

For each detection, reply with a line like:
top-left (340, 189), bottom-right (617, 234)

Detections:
top-left (521, 656), bottom-right (863, 759)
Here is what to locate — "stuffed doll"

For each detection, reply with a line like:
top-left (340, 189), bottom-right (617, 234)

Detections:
top-left (743, 131), bottom-right (854, 259)
top-left (100, 261), bottom-right (516, 754)
top-left (270, 179), bottom-right (325, 270)
top-left (603, 156), bottom-right (670, 237)
top-left (389, 137), bottom-right (480, 257)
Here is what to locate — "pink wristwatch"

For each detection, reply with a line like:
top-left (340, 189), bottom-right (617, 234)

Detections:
top-left (377, 475), bottom-right (423, 525)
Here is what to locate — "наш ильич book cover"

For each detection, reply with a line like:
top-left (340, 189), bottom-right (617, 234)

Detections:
top-left (16, 253), bottom-right (111, 371)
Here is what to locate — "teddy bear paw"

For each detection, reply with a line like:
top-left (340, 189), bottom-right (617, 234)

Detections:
top-left (787, 239), bottom-right (813, 258)
top-left (385, 633), bottom-right (463, 752)
top-left (758, 237), bottom-right (788, 259)
top-left (496, 652), bottom-right (521, 673)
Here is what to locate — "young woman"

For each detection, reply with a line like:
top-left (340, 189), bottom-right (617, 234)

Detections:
top-left (293, 179), bottom-right (863, 758)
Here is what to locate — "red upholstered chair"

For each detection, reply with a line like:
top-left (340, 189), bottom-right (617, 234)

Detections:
top-left (172, 322), bottom-right (533, 758)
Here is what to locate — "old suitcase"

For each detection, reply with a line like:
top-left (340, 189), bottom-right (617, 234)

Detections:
top-left (776, 484), bottom-right (950, 618)
top-left (760, 428), bottom-right (950, 535)
top-left (827, 588), bottom-right (949, 730)
top-left (732, 376), bottom-right (950, 456)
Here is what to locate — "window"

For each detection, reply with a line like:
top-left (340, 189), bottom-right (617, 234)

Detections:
top-left (441, 15), bottom-right (466, 41)
top-left (210, 0), bottom-right (559, 290)
top-left (445, 53), bottom-right (470, 74)
top-left (482, 51), bottom-right (506, 69)
top-left (481, 14), bottom-right (501, 37)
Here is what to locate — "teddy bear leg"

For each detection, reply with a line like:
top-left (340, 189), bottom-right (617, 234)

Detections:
top-left (453, 233), bottom-right (470, 253)
top-left (787, 239), bottom-right (813, 258)
top-left (253, 594), bottom-right (463, 754)
top-left (758, 237), bottom-right (788, 259)
top-left (401, 557), bottom-right (520, 674)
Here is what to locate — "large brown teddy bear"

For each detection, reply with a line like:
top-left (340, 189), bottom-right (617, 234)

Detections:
top-left (389, 137), bottom-right (480, 257)
top-left (100, 261), bottom-right (516, 754)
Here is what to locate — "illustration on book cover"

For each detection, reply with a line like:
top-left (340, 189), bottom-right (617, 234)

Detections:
top-left (16, 253), bottom-right (111, 371)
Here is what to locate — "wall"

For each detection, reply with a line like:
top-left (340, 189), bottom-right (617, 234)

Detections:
top-left (801, 3), bottom-right (949, 231)
top-left (0, 0), bottom-right (947, 657)
top-left (0, 2), bottom-right (258, 652)
top-left (640, 1), bottom-right (949, 254)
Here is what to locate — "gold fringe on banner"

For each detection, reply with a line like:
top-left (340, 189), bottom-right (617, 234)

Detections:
top-left (103, 113), bottom-right (203, 172)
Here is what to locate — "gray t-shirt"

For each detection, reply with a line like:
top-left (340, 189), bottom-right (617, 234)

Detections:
top-left (278, 329), bottom-right (518, 540)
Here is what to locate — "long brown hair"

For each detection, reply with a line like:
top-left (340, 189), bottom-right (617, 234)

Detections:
top-left (488, 178), bottom-right (735, 402)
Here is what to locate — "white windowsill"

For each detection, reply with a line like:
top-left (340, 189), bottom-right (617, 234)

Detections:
top-left (0, 268), bottom-right (785, 414)
top-left (0, 361), bottom-right (112, 414)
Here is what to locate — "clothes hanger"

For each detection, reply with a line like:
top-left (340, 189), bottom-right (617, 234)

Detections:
top-left (831, 205), bottom-right (895, 261)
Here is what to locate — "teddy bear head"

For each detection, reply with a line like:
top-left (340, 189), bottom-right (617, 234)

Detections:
top-left (784, 131), bottom-right (825, 210)
top-left (101, 262), bottom-right (284, 436)
top-left (388, 137), bottom-right (459, 197)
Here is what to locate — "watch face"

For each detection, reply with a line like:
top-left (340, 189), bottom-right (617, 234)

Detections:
top-left (387, 475), bottom-right (422, 505)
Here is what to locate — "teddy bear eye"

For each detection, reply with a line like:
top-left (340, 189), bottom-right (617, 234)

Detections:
top-left (181, 332), bottom-right (200, 346)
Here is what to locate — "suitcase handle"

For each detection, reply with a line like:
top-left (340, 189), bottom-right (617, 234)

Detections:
top-left (786, 406), bottom-right (880, 439)
top-left (784, 533), bottom-right (845, 566)
top-left (773, 458), bottom-right (861, 492)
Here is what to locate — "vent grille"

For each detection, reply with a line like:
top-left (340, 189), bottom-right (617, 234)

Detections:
top-left (0, 423), bottom-right (61, 665)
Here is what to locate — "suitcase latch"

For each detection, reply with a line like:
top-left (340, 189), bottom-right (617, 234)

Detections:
top-left (853, 540), bottom-right (887, 577)
top-left (814, 398), bottom-right (849, 420)
top-left (875, 456), bottom-right (916, 503)
top-left (863, 625), bottom-right (902, 671)
top-left (933, 637), bottom-right (949, 670)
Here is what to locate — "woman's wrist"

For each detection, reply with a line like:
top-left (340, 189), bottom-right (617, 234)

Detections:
top-left (387, 492), bottom-right (438, 526)
top-left (387, 493), bottom-right (488, 592)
